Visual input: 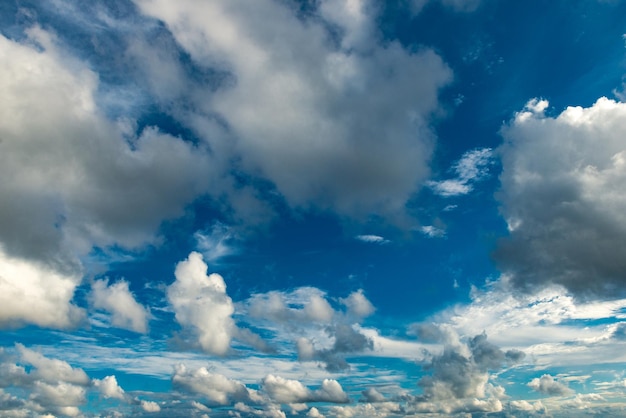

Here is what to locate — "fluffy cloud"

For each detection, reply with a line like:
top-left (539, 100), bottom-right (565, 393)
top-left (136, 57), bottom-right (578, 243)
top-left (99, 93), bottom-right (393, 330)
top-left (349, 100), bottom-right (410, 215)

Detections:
top-left (248, 288), bottom-right (374, 371)
top-left (528, 374), bottom-right (574, 396)
top-left (261, 375), bottom-right (349, 404)
top-left (90, 279), bottom-right (149, 333)
top-left (340, 289), bottom-right (375, 318)
top-left (496, 97), bottom-right (626, 298)
top-left (93, 375), bottom-right (125, 400)
top-left (412, 330), bottom-right (522, 413)
top-left (172, 364), bottom-right (256, 405)
top-left (0, 26), bottom-right (215, 329)
top-left (132, 0), bottom-right (452, 218)
top-left (167, 252), bottom-right (235, 355)
top-left (0, 345), bottom-right (95, 417)
top-left (0, 248), bottom-right (84, 329)
top-left (140, 400), bottom-right (161, 412)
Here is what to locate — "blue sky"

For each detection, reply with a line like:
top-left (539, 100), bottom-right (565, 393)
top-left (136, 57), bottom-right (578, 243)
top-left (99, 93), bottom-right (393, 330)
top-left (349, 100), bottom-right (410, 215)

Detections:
top-left (1, 0), bottom-right (626, 416)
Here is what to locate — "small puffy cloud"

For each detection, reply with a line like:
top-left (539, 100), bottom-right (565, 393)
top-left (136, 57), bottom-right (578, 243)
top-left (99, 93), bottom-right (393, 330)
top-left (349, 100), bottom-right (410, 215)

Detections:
top-left (360, 388), bottom-right (387, 403)
top-left (262, 375), bottom-right (349, 404)
top-left (140, 400), bottom-right (161, 412)
top-left (416, 330), bottom-right (522, 411)
top-left (248, 287), bottom-right (335, 325)
top-left (172, 364), bottom-right (255, 405)
top-left (298, 324), bottom-right (373, 372)
top-left (90, 279), bottom-right (149, 333)
top-left (428, 148), bottom-right (493, 197)
top-left (167, 252), bottom-right (235, 355)
top-left (496, 97), bottom-right (626, 298)
top-left (307, 406), bottom-right (325, 417)
top-left (340, 289), bottom-right (375, 318)
top-left (93, 375), bottom-right (125, 400)
top-left (354, 235), bottom-right (390, 245)
top-left (528, 374), bottom-right (574, 396)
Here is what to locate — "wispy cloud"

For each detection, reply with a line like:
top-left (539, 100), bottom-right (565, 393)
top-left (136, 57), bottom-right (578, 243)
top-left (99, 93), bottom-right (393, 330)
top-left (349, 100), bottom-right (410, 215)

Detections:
top-left (428, 148), bottom-right (494, 197)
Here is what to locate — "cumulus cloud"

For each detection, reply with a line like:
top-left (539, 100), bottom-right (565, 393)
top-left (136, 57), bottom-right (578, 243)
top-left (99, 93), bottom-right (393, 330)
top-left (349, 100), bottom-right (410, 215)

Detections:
top-left (93, 375), bottom-right (125, 400)
top-left (90, 279), bottom-right (149, 333)
top-left (132, 0), bottom-right (452, 218)
top-left (172, 364), bottom-right (257, 405)
top-left (528, 374), bottom-right (574, 396)
top-left (0, 26), bottom-right (216, 329)
top-left (140, 400), bottom-right (161, 412)
top-left (428, 147), bottom-right (493, 197)
top-left (412, 329), bottom-right (523, 413)
top-left (167, 252), bottom-right (236, 355)
top-left (340, 289), bottom-right (375, 318)
top-left (496, 97), bottom-right (626, 298)
top-left (0, 248), bottom-right (84, 329)
top-left (247, 287), bottom-right (374, 371)
top-left (0, 345), bottom-right (96, 417)
top-left (262, 375), bottom-right (349, 404)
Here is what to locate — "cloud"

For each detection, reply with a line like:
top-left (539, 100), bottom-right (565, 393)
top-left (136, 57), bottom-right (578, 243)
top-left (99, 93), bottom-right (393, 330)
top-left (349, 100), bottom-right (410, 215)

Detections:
top-left (428, 148), bottom-right (493, 197)
top-left (340, 289), bottom-right (375, 318)
top-left (90, 279), bottom-right (149, 333)
top-left (0, 26), bottom-right (216, 329)
top-left (496, 97), bottom-right (626, 298)
top-left (354, 235), bottom-right (390, 245)
top-left (247, 287), bottom-right (374, 371)
top-left (132, 0), bottom-right (452, 218)
top-left (172, 364), bottom-right (256, 405)
top-left (412, 329), bottom-right (523, 413)
top-left (140, 400), bottom-right (161, 412)
top-left (528, 374), bottom-right (574, 396)
top-left (93, 375), bottom-right (125, 400)
top-left (167, 252), bottom-right (235, 355)
top-left (261, 374), bottom-right (349, 404)
top-left (0, 248), bottom-right (84, 329)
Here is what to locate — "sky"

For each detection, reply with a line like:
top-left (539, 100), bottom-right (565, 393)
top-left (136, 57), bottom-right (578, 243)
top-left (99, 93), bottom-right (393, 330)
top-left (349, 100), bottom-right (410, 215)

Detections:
top-left (1, 0), bottom-right (626, 416)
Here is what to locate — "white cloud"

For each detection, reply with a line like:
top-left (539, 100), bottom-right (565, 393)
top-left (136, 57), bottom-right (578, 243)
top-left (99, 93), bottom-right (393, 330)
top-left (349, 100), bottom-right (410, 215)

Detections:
top-left (0, 248), bottom-right (84, 329)
top-left (93, 375), bottom-right (125, 400)
top-left (354, 235), bottom-right (390, 245)
top-left (261, 375), bottom-right (349, 404)
top-left (496, 97), bottom-right (626, 297)
top-left (132, 0), bottom-right (451, 218)
top-left (140, 400), bottom-right (161, 412)
top-left (528, 374), bottom-right (574, 396)
top-left (167, 252), bottom-right (235, 355)
top-left (428, 148), bottom-right (493, 197)
top-left (419, 225), bottom-right (446, 238)
top-left (90, 279), bottom-right (149, 333)
top-left (17, 345), bottom-right (90, 386)
top-left (172, 364), bottom-right (256, 406)
top-left (340, 290), bottom-right (375, 318)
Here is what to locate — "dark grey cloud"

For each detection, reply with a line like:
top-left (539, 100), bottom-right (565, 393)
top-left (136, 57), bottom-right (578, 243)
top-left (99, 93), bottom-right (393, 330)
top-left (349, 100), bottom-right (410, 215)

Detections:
top-left (495, 98), bottom-right (626, 299)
